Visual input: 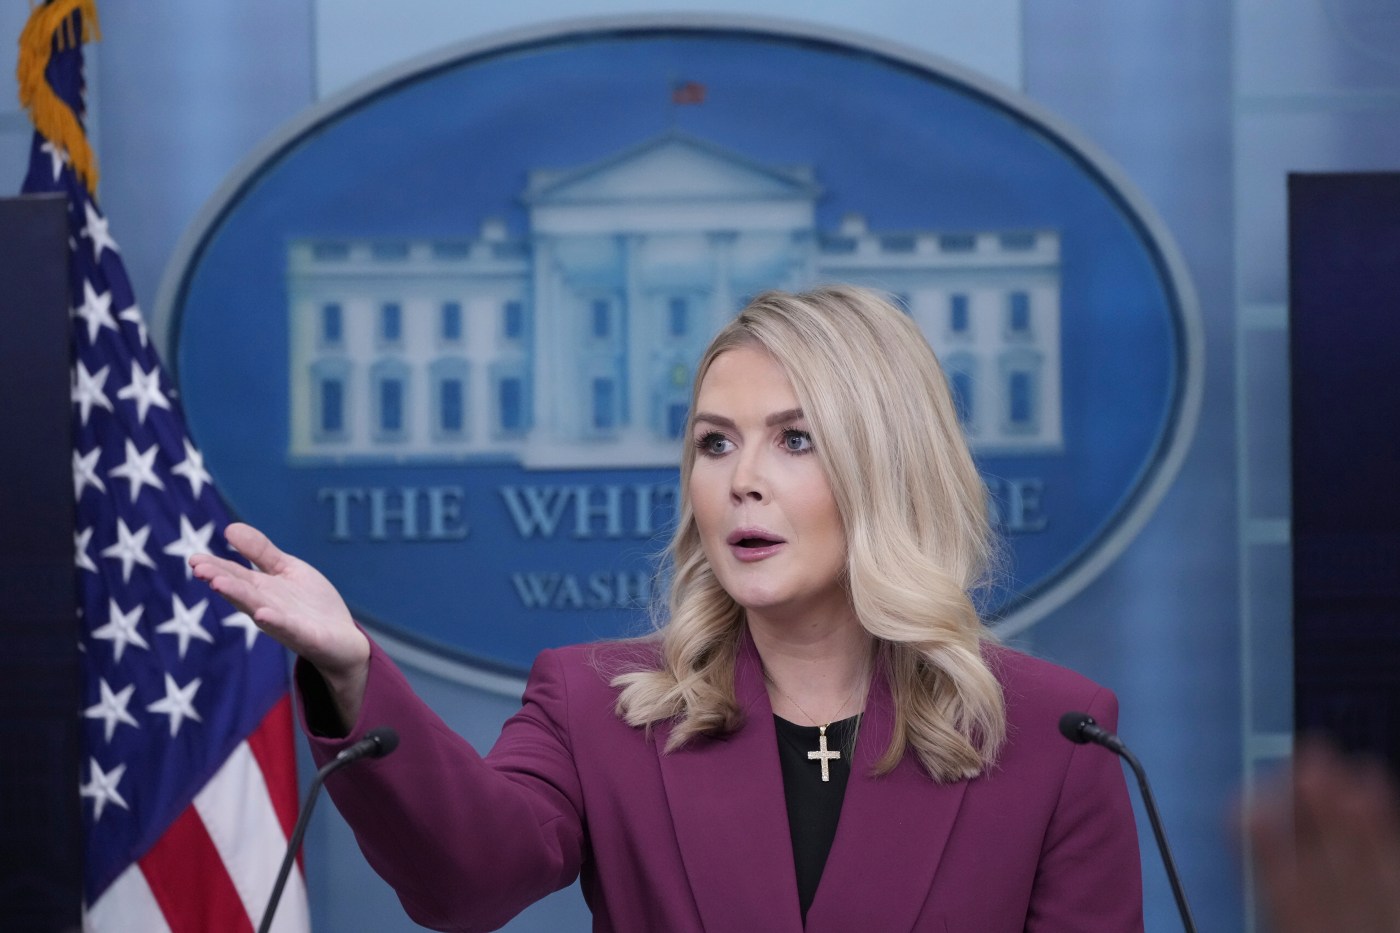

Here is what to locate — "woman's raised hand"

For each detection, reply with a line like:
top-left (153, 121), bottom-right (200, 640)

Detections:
top-left (191, 522), bottom-right (371, 724)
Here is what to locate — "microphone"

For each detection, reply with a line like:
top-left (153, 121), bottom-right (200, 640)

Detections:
top-left (1058, 712), bottom-right (1196, 933)
top-left (335, 725), bottom-right (400, 764)
top-left (1058, 710), bottom-right (1126, 754)
top-left (257, 726), bottom-right (400, 933)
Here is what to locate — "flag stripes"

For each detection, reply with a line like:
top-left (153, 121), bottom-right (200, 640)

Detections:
top-left (87, 705), bottom-right (310, 931)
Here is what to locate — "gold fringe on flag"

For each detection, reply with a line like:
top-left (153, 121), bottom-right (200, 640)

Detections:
top-left (17, 0), bottom-right (102, 195)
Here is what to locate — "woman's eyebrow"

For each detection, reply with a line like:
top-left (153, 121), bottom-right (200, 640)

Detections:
top-left (691, 412), bottom-right (735, 430)
top-left (691, 408), bottom-right (805, 430)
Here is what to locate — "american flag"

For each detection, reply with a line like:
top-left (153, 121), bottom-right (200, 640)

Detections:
top-left (18, 3), bottom-right (310, 930)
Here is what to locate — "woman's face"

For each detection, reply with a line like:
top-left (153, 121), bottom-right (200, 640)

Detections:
top-left (688, 344), bottom-right (850, 629)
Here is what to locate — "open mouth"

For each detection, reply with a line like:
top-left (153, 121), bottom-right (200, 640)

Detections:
top-left (727, 529), bottom-right (786, 549)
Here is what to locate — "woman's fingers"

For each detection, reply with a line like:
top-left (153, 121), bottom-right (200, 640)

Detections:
top-left (190, 550), bottom-right (252, 583)
top-left (190, 524), bottom-right (302, 615)
top-left (224, 522), bottom-right (292, 576)
top-left (190, 522), bottom-right (368, 681)
top-left (189, 555), bottom-right (257, 611)
top-left (187, 529), bottom-right (272, 615)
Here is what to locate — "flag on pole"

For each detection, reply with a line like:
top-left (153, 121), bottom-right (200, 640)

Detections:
top-left (17, 3), bottom-right (311, 930)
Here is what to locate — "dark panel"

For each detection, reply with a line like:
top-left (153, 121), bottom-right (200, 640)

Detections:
top-left (1289, 173), bottom-right (1400, 775)
top-left (0, 194), bottom-right (82, 931)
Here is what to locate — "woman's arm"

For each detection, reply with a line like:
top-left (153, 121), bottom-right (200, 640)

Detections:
top-left (193, 525), bottom-right (586, 930)
top-left (300, 643), bottom-right (586, 932)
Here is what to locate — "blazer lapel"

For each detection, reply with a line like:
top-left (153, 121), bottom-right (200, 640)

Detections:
top-left (656, 632), bottom-right (805, 933)
top-left (803, 666), bottom-right (969, 933)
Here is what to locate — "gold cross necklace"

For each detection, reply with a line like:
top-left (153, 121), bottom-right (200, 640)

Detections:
top-left (767, 672), bottom-right (866, 783)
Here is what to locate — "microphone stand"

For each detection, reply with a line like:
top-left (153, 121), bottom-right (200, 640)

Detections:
top-left (258, 727), bottom-right (399, 933)
top-left (1115, 741), bottom-right (1197, 933)
top-left (1060, 712), bottom-right (1197, 933)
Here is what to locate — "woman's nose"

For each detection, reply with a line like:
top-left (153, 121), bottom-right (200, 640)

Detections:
top-left (730, 449), bottom-right (766, 503)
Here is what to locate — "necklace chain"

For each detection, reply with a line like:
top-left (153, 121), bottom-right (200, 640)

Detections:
top-left (766, 674), bottom-right (863, 729)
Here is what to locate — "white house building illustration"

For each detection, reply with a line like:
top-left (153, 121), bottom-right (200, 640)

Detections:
top-left (286, 131), bottom-right (1062, 468)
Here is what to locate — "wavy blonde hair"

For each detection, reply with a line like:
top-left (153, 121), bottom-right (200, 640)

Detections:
top-left (613, 285), bottom-right (1005, 782)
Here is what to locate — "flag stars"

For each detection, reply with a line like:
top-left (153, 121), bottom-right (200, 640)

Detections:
top-left (80, 758), bottom-right (130, 822)
top-left (171, 439), bottom-right (213, 499)
top-left (72, 360), bottom-right (114, 425)
top-left (75, 527), bottom-right (98, 574)
top-left (108, 439), bottom-right (166, 503)
top-left (90, 598), bottom-right (149, 662)
top-left (146, 674), bottom-right (203, 737)
top-left (162, 516), bottom-right (215, 578)
top-left (73, 446), bottom-right (106, 500)
top-left (116, 361), bottom-right (172, 424)
top-left (100, 518), bottom-right (158, 583)
top-left (221, 611), bottom-right (262, 650)
top-left (155, 594), bottom-right (214, 659)
top-left (40, 140), bottom-right (66, 181)
top-left (74, 279), bottom-right (118, 344)
top-left (118, 303), bottom-right (149, 347)
top-left (82, 201), bottom-right (121, 263)
top-left (84, 679), bottom-right (140, 743)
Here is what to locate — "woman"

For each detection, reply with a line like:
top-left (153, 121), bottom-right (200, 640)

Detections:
top-left (192, 285), bottom-right (1143, 932)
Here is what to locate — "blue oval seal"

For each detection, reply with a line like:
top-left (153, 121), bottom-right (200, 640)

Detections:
top-left (161, 16), bottom-right (1201, 683)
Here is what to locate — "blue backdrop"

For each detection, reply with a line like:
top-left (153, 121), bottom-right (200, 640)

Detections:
top-left (9, 1), bottom-right (1396, 929)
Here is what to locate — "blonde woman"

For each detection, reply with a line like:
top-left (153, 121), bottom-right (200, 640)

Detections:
top-left (194, 285), bottom-right (1143, 932)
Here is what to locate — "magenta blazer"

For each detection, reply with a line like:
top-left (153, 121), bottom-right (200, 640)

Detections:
top-left (303, 634), bottom-right (1143, 932)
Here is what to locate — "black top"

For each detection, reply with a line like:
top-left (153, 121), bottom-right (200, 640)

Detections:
top-left (774, 713), bottom-right (860, 924)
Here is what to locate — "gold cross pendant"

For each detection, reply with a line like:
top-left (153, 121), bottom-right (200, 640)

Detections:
top-left (808, 724), bottom-right (841, 782)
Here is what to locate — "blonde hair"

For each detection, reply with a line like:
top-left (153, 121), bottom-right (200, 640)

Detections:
top-left (613, 285), bottom-right (1005, 782)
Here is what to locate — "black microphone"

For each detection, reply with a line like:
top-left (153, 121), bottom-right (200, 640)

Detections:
top-left (1057, 710), bottom-right (1126, 754)
top-left (1058, 712), bottom-right (1196, 933)
top-left (257, 726), bottom-right (400, 933)
top-left (335, 725), bottom-right (400, 765)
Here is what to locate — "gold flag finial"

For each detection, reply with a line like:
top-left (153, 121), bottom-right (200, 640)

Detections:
top-left (17, 0), bottom-right (102, 195)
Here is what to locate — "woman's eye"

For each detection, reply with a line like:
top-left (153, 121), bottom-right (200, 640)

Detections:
top-left (695, 432), bottom-right (734, 456)
top-left (782, 430), bottom-right (814, 453)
